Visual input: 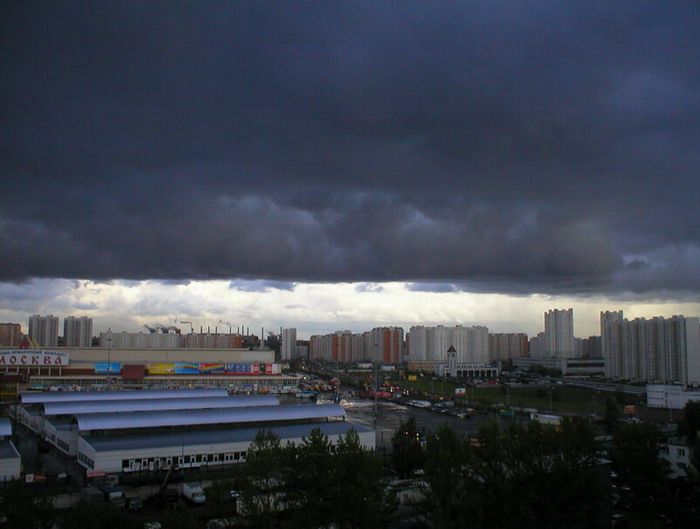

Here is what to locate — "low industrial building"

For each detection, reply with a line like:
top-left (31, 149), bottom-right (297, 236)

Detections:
top-left (41, 394), bottom-right (280, 456)
top-left (52, 403), bottom-right (343, 457)
top-left (10, 389), bottom-right (374, 481)
top-left (647, 384), bottom-right (700, 410)
top-left (79, 420), bottom-right (374, 475)
top-left (660, 437), bottom-right (694, 478)
top-left (0, 346), bottom-right (299, 397)
top-left (512, 356), bottom-right (605, 376)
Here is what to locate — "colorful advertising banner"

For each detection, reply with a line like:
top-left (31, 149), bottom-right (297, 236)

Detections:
top-left (146, 363), bottom-right (175, 375)
top-left (225, 363), bottom-right (252, 375)
top-left (94, 363), bottom-right (122, 374)
top-left (175, 363), bottom-right (200, 374)
top-left (199, 363), bottom-right (225, 374)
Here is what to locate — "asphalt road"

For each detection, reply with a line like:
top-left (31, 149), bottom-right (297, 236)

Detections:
top-left (311, 394), bottom-right (516, 452)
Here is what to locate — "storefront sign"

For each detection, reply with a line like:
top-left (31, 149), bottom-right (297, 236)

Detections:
top-left (0, 350), bottom-right (68, 366)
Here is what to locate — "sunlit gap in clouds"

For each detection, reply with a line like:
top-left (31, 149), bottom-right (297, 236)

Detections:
top-left (2, 279), bottom-right (700, 340)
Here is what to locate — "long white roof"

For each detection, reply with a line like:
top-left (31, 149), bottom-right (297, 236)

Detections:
top-left (42, 395), bottom-right (279, 416)
top-left (20, 388), bottom-right (228, 404)
top-left (83, 421), bottom-right (373, 453)
top-left (72, 403), bottom-right (346, 431)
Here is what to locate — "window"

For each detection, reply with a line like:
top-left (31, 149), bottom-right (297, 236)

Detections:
top-left (677, 448), bottom-right (686, 458)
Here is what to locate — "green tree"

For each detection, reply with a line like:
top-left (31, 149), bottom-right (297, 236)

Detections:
top-left (332, 429), bottom-right (386, 529)
top-left (390, 416), bottom-right (425, 478)
top-left (609, 422), bottom-right (669, 494)
top-left (285, 427), bottom-right (334, 529)
top-left (58, 499), bottom-right (141, 529)
top-left (238, 429), bottom-right (290, 529)
top-left (608, 422), bottom-right (671, 527)
top-left (158, 508), bottom-right (201, 529)
top-left (679, 400), bottom-right (700, 441)
top-left (602, 396), bottom-right (620, 434)
top-left (471, 420), bottom-right (609, 529)
top-left (0, 481), bottom-right (55, 529)
top-left (423, 423), bottom-right (472, 528)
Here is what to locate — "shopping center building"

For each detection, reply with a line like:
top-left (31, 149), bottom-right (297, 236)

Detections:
top-left (0, 346), bottom-right (299, 396)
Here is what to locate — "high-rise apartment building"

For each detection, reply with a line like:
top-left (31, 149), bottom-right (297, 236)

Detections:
top-left (28, 314), bottom-right (59, 347)
top-left (600, 310), bottom-right (625, 378)
top-left (309, 330), bottom-right (371, 362)
top-left (63, 316), bottom-right (93, 347)
top-left (281, 328), bottom-right (297, 361)
top-left (489, 333), bottom-right (530, 360)
top-left (0, 323), bottom-right (22, 347)
top-left (408, 325), bottom-right (490, 364)
top-left (601, 311), bottom-right (700, 386)
top-left (544, 309), bottom-right (575, 358)
top-left (371, 327), bottom-right (404, 364)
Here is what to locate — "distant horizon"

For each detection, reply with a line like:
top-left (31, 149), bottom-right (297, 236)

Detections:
top-left (4, 279), bottom-right (699, 343)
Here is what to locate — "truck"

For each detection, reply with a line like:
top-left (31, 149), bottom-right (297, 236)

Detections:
top-left (80, 487), bottom-right (104, 503)
top-left (182, 482), bottom-right (206, 504)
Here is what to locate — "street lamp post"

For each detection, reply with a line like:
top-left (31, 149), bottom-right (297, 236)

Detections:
top-left (106, 330), bottom-right (113, 390)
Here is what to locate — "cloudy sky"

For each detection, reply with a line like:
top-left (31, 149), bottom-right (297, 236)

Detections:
top-left (2, 1), bottom-right (699, 339)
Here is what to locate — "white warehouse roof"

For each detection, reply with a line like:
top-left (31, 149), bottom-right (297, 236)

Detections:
top-left (42, 394), bottom-right (279, 416)
top-left (72, 403), bottom-right (346, 432)
top-left (20, 388), bottom-right (228, 404)
top-left (83, 421), bottom-right (373, 453)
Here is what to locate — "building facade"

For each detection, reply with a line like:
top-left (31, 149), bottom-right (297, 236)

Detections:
top-left (371, 327), bottom-right (404, 364)
top-left (0, 323), bottom-right (21, 347)
top-left (544, 309), bottom-right (575, 358)
top-left (28, 315), bottom-right (59, 347)
top-left (489, 333), bottom-right (529, 360)
top-left (408, 325), bottom-right (489, 364)
top-left (602, 312), bottom-right (700, 386)
top-left (309, 330), bottom-right (371, 363)
top-left (64, 316), bottom-right (93, 347)
top-left (280, 328), bottom-right (297, 361)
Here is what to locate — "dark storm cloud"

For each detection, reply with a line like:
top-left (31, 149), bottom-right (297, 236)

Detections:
top-left (1, 1), bottom-right (699, 295)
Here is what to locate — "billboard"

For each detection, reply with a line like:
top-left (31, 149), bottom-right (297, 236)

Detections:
top-left (225, 363), bottom-right (252, 375)
top-left (94, 363), bottom-right (121, 374)
top-left (146, 363), bottom-right (175, 375)
top-left (199, 363), bottom-right (225, 374)
top-left (175, 363), bottom-right (200, 374)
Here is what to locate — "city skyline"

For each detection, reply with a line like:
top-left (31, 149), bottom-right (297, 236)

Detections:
top-left (2, 3), bottom-right (700, 339)
top-left (3, 278), bottom-right (700, 341)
